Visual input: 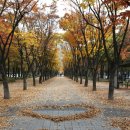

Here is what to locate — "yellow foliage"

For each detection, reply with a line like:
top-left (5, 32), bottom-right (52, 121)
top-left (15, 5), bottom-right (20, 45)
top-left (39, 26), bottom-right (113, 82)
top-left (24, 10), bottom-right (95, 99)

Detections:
top-left (15, 31), bottom-right (39, 47)
top-left (63, 32), bottom-right (77, 47)
top-left (80, 3), bottom-right (87, 9)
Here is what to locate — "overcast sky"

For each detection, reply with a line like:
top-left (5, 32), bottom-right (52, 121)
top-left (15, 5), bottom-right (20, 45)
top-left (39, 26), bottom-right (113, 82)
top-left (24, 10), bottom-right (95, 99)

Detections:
top-left (38, 0), bottom-right (71, 17)
top-left (38, 0), bottom-right (71, 33)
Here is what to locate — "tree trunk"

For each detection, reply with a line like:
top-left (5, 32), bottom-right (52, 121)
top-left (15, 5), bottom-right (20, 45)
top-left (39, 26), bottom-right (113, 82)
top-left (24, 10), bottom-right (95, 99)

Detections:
top-left (39, 75), bottom-right (42, 84)
top-left (84, 69), bottom-right (88, 87)
top-left (76, 76), bottom-right (78, 82)
top-left (43, 75), bottom-right (45, 82)
top-left (13, 67), bottom-right (15, 78)
top-left (18, 68), bottom-right (20, 78)
top-left (0, 63), bottom-right (10, 99)
top-left (114, 68), bottom-right (119, 89)
top-left (107, 62), bottom-right (110, 79)
top-left (14, 66), bottom-right (16, 79)
top-left (23, 77), bottom-right (27, 90)
top-left (80, 76), bottom-right (82, 84)
top-left (84, 75), bottom-right (88, 87)
top-left (79, 67), bottom-right (83, 84)
top-left (100, 64), bottom-right (104, 79)
top-left (97, 73), bottom-right (100, 81)
top-left (2, 73), bottom-right (10, 99)
top-left (45, 74), bottom-right (47, 80)
top-left (32, 73), bottom-right (36, 86)
top-left (93, 70), bottom-right (97, 91)
top-left (39, 69), bottom-right (43, 84)
top-left (76, 66), bottom-right (79, 82)
top-left (20, 55), bottom-right (23, 78)
top-left (70, 66), bottom-right (73, 79)
top-left (7, 58), bottom-right (10, 77)
top-left (108, 62), bottom-right (116, 100)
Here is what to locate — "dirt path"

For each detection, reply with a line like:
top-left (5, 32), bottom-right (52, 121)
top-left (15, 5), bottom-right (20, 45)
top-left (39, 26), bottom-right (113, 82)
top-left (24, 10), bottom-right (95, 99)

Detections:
top-left (0, 77), bottom-right (130, 130)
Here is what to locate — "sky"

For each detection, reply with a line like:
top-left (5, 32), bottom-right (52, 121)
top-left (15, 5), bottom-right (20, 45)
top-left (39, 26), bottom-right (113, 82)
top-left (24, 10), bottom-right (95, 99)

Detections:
top-left (38, 0), bottom-right (71, 17)
top-left (38, 0), bottom-right (71, 33)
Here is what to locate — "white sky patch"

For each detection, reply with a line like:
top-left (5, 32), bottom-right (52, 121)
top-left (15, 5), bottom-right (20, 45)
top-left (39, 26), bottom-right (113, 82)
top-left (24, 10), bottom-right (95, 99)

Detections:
top-left (56, 0), bottom-right (71, 17)
top-left (38, 0), bottom-right (70, 33)
top-left (38, 0), bottom-right (71, 17)
top-left (38, 0), bottom-right (52, 6)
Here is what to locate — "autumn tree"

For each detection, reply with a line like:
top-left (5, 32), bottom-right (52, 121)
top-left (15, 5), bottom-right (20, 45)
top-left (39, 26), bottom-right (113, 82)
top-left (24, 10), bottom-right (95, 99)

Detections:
top-left (28, 2), bottom-right (59, 84)
top-left (70, 0), bottom-right (130, 100)
top-left (60, 12), bottom-right (87, 83)
top-left (60, 11), bottom-right (107, 91)
top-left (15, 31), bottom-right (39, 89)
top-left (0, 0), bottom-right (38, 99)
top-left (6, 43), bottom-right (19, 78)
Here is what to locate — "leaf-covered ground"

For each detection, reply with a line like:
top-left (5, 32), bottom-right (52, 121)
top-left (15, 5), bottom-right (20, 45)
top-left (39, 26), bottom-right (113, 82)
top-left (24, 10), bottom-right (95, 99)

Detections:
top-left (0, 77), bottom-right (130, 130)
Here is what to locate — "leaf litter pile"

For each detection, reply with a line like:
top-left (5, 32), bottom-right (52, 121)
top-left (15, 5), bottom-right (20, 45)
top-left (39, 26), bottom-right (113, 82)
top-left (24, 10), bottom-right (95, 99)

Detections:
top-left (0, 117), bottom-right (11, 129)
top-left (20, 103), bottom-right (101, 122)
top-left (0, 95), bottom-right (22, 128)
top-left (111, 117), bottom-right (130, 130)
top-left (0, 79), bottom-right (49, 129)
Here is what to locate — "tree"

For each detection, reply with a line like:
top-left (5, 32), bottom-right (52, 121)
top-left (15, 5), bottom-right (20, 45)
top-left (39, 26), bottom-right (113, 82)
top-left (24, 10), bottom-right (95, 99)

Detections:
top-left (70, 0), bottom-right (130, 99)
top-left (30, 2), bottom-right (59, 84)
top-left (0, 0), bottom-right (38, 99)
top-left (60, 12), bottom-right (87, 83)
top-left (60, 11), bottom-right (106, 91)
top-left (15, 31), bottom-right (39, 90)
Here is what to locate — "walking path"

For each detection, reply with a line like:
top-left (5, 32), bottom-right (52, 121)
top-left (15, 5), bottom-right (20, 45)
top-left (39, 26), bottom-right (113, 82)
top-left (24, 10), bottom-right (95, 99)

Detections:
top-left (0, 77), bottom-right (130, 130)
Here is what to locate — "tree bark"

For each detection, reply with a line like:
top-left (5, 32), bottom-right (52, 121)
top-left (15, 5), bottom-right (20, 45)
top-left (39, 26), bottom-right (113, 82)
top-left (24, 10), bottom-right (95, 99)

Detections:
top-left (76, 66), bottom-right (79, 82)
top-left (107, 62), bottom-right (110, 79)
top-left (80, 76), bottom-right (82, 84)
top-left (0, 64), bottom-right (10, 99)
top-left (7, 57), bottom-right (10, 77)
top-left (114, 67), bottom-right (119, 89)
top-left (18, 67), bottom-right (20, 78)
top-left (79, 66), bottom-right (83, 84)
top-left (23, 77), bottom-right (27, 90)
top-left (100, 64), bottom-right (104, 79)
top-left (92, 70), bottom-right (97, 91)
top-left (76, 74), bottom-right (79, 82)
top-left (108, 62), bottom-right (116, 100)
top-left (39, 75), bottom-right (42, 84)
top-left (39, 69), bottom-right (43, 84)
top-left (84, 75), bottom-right (88, 87)
top-left (13, 67), bottom-right (15, 78)
top-left (2, 73), bottom-right (10, 99)
top-left (32, 73), bottom-right (36, 86)
top-left (43, 75), bottom-right (45, 82)
top-left (84, 70), bottom-right (88, 87)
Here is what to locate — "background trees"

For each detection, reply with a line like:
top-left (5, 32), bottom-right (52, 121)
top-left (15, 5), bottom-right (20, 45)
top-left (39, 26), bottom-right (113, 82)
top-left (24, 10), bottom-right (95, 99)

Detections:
top-left (0, 0), bottom-right (60, 99)
top-left (60, 0), bottom-right (130, 100)
top-left (0, 0), bottom-right (38, 99)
